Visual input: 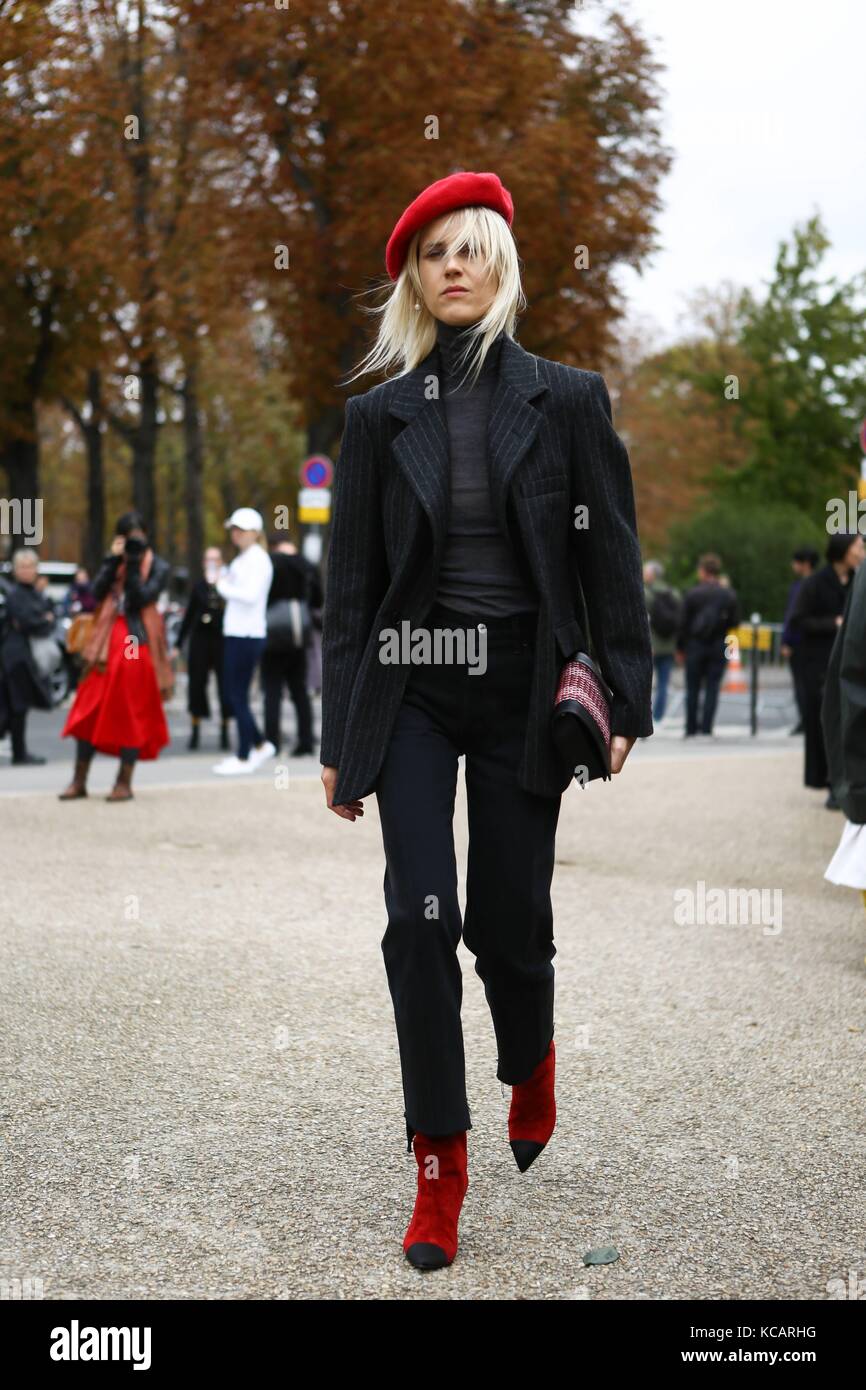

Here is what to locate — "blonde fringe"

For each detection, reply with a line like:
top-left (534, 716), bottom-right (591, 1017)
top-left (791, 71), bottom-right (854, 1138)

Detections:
top-left (341, 205), bottom-right (527, 394)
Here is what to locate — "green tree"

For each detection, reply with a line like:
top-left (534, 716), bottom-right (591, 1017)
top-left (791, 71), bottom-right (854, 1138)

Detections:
top-left (664, 499), bottom-right (827, 622)
top-left (732, 215), bottom-right (866, 510)
top-left (671, 216), bottom-right (866, 514)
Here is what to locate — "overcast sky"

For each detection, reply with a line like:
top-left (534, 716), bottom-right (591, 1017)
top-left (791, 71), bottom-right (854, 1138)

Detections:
top-left (590, 0), bottom-right (866, 343)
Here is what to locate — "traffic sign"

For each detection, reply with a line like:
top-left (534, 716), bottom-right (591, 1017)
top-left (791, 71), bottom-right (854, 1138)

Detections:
top-left (299, 486), bottom-right (331, 524)
top-left (299, 488), bottom-right (330, 510)
top-left (300, 455), bottom-right (333, 488)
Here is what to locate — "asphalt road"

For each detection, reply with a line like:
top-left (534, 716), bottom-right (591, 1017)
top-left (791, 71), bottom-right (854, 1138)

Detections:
top-left (1, 665), bottom-right (800, 794)
top-left (1, 738), bottom-right (862, 1300)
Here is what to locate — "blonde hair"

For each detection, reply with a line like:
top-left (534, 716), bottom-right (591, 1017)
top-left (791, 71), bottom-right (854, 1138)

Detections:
top-left (343, 205), bottom-right (527, 393)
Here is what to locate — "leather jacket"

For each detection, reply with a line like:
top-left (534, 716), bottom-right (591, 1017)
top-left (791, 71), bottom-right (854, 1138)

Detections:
top-left (92, 547), bottom-right (171, 647)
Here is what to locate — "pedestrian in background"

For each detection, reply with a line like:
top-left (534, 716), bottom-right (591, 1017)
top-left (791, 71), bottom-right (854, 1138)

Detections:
top-left (63, 567), bottom-right (96, 616)
top-left (261, 535), bottom-right (319, 757)
top-left (822, 553), bottom-right (866, 962)
top-left (781, 546), bottom-right (819, 735)
top-left (643, 559), bottom-right (681, 723)
top-left (676, 552), bottom-right (740, 738)
top-left (212, 507), bottom-right (275, 776)
top-left (0, 548), bottom-right (56, 766)
top-left (176, 546), bottom-right (230, 752)
top-left (793, 532), bottom-right (865, 805)
top-left (59, 511), bottom-right (173, 801)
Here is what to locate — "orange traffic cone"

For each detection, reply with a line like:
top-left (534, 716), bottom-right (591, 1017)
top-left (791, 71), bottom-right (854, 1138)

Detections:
top-left (723, 633), bottom-right (748, 694)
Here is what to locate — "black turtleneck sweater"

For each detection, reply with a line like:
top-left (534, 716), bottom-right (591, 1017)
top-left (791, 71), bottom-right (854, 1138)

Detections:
top-left (434, 318), bottom-right (539, 617)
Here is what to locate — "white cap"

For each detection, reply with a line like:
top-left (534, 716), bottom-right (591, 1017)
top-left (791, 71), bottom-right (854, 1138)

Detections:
top-left (224, 507), bottom-right (264, 532)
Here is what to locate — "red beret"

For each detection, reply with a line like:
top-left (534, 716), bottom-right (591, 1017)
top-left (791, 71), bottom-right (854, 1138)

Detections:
top-left (385, 171), bottom-right (514, 281)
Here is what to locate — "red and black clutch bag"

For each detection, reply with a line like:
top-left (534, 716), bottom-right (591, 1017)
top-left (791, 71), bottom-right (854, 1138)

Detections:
top-left (552, 648), bottom-right (613, 784)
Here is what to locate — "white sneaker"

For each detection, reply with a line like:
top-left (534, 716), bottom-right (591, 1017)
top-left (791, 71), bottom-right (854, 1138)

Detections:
top-left (246, 740), bottom-right (277, 770)
top-left (213, 755), bottom-right (255, 776)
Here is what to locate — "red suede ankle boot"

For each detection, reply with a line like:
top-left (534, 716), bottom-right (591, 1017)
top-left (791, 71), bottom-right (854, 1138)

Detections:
top-left (403, 1129), bottom-right (469, 1270)
top-left (508, 1039), bottom-right (556, 1172)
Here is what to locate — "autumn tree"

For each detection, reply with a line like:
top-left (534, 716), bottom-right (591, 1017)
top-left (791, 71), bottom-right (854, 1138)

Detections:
top-left (188, 0), bottom-right (671, 455)
top-left (0, 0), bottom-right (104, 553)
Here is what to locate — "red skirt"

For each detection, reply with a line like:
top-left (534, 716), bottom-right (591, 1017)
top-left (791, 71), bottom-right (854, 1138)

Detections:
top-left (62, 614), bottom-right (170, 760)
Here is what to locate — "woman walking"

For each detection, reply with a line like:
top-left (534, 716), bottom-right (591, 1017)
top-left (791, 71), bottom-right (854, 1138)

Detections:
top-left (59, 511), bottom-right (173, 801)
top-left (793, 532), bottom-right (865, 805)
top-left (823, 555), bottom-right (866, 962)
top-left (319, 172), bottom-right (653, 1270)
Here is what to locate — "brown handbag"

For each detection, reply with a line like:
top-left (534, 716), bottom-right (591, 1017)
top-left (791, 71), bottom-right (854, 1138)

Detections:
top-left (66, 613), bottom-right (94, 655)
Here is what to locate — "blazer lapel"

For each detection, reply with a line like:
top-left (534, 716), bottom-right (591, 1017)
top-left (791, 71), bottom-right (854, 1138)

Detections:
top-left (388, 334), bottom-right (549, 563)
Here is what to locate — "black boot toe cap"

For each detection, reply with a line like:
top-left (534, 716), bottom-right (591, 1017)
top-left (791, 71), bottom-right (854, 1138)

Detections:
top-left (405, 1242), bottom-right (450, 1270)
top-left (510, 1139), bottom-right (545, 1172)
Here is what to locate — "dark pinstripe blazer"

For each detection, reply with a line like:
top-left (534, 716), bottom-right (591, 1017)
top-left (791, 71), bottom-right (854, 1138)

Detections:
top-left (320, 333), bottom-right (653, 806)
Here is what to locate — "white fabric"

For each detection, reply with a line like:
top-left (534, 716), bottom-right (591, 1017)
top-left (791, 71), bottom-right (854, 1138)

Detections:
top-left (217, 543), bottom-right (273, 638)
top-left (824, 818), bottom-right (866, 890)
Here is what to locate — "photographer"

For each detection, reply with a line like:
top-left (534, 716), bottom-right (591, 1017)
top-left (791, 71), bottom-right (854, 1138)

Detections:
top-left (58, 510), bottom-right (173, 802)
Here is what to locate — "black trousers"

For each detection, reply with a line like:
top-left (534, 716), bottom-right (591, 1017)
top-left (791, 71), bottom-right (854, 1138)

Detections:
top-left (685, 638), bottom-right (727, 735)
top-left (261, 646), bottom-right (313, 751)
top-left (9, 708), bottom-right (28, 760)
top-left (187, 630), bottom-right (229, 721)
top-left (374, 601), bottom-right (562, 1144)
top-left (789, 645), bottom-right (807, 725)
top-left (801, 655), bottom-right (829, 788)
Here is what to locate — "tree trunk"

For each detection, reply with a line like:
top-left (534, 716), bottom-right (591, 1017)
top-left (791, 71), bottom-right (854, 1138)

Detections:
top-left (61, 371), bottom-right (106, 573)
top-left (83, 371), bottom-right (106, 574)
top-left (132, 354), bottom-right (159, 542)
top-left (305, 401), bottom-right (344, 459)
top-left (0, 401), bottom-right (40, 558)
top-left (182, 348), bottom-right (205, 585)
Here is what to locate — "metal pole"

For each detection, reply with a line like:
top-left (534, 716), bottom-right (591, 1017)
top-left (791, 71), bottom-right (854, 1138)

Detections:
top-left (750, 611), bottom-right (760, 736)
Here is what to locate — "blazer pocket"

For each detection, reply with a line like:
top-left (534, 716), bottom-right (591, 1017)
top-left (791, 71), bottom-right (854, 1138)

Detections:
top-left (520, 472), bottom-right (568, 498)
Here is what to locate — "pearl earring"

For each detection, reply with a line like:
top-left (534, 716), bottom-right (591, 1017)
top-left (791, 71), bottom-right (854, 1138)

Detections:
top-left (414, 300), bottom-right (421, 311)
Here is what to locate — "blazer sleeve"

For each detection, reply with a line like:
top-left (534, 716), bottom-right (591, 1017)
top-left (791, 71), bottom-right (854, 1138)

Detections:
top-left (319, 395), bottom-right (389, 770)
top-left (570, 372), bottom-right (654, 739)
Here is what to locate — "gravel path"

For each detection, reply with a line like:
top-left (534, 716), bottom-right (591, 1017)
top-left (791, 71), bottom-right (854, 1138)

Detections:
top-left (1, 747), bottom-right (863, 1300)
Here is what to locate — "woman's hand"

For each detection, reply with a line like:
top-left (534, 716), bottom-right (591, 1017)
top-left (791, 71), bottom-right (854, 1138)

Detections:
top-left (610, 734), bottom-right (636, 774)
top-left (321, 765), bottom-right (365, 821)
